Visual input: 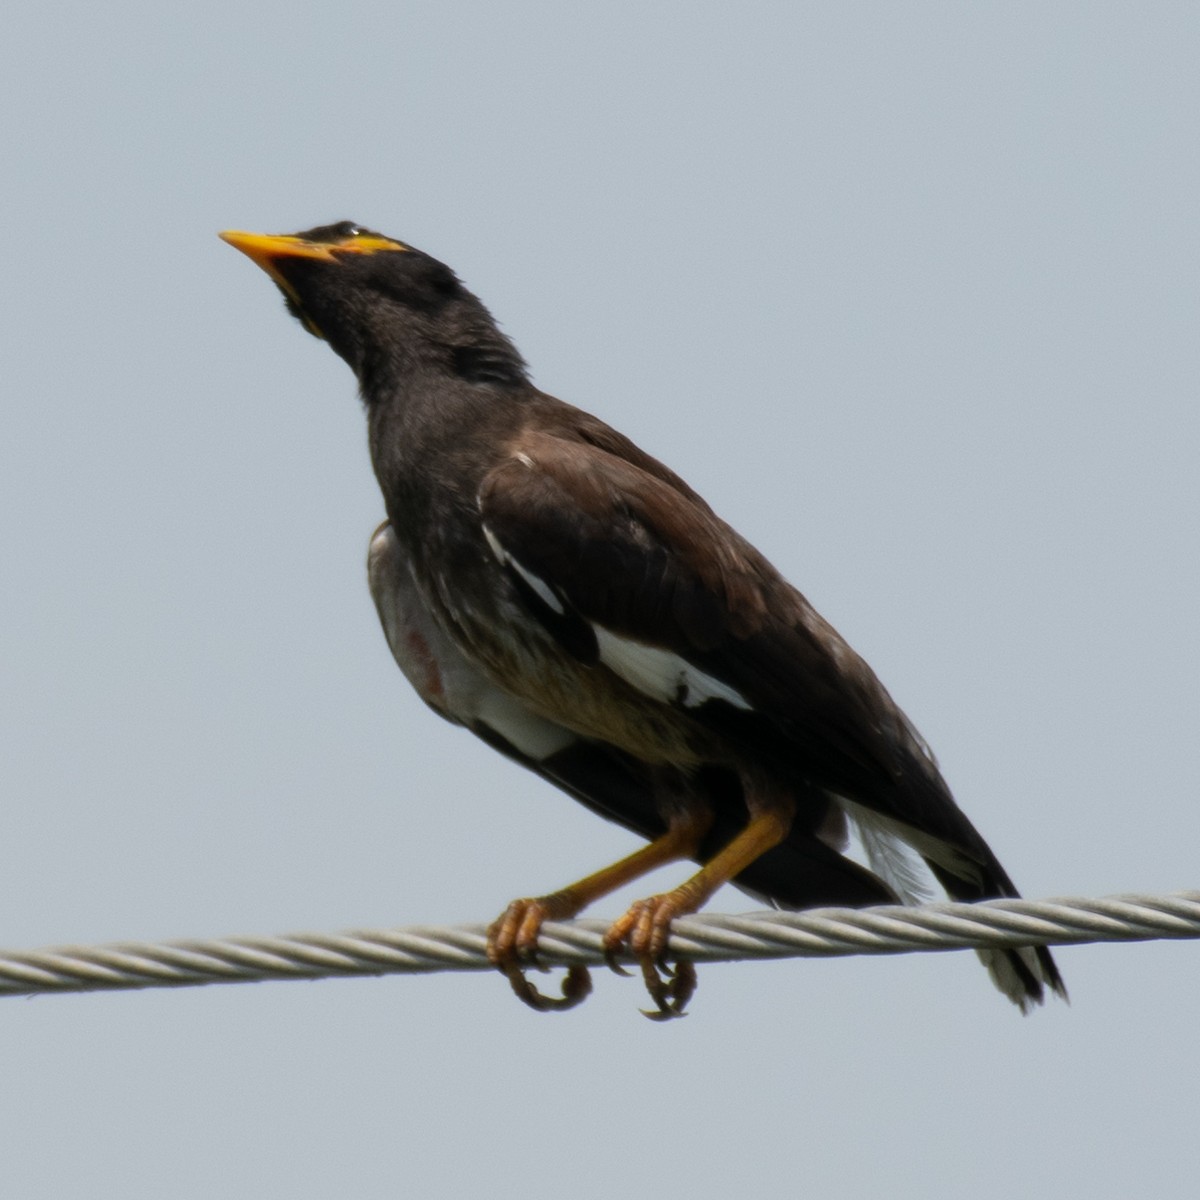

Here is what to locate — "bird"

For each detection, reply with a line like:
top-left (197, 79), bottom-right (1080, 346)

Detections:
top-left (221, 221), bottom-right (1066, 1018)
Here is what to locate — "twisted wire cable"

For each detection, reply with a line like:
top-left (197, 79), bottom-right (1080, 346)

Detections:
top-left (1, 891), bottom-right (1195, 998)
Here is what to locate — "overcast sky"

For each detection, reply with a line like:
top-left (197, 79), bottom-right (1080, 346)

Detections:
top-left (2, 3), bottom-right (1198, 1198)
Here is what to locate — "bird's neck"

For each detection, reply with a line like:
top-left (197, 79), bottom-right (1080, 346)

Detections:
top-left (353, 297), bottom-right (528, 399)
top-left (364, 367), bottom-right (531, 532)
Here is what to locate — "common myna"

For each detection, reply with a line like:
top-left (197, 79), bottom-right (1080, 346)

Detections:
top-left (221, 222), bottom-right (1065, 1018)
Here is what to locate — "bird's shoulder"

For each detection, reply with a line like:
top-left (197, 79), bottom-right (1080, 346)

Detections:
top-left (480, 397), bottom-right (793, 648)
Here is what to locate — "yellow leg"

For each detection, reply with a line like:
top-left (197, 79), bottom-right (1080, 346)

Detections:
top-left (604, 799), bottom-right (795, 1019)
top-left (487, 808), bottom-right (713, 1012)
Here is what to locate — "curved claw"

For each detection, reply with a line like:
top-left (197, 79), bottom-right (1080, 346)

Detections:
top-left (499, 959), bottom-right (593, 1013)
top-left (640, 959), bottom-right (697, 1021)
top-left (604, 894), bottom-right (698, 1019)
top-left (488, 897), bottom-right (593, 1013)
top-left (603, 947), bottom-right (634, 978)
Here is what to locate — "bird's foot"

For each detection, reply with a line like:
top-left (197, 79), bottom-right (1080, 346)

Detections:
top-left (603, 893), bottom-right (698, 1021)
top-left (487, 898), bottom-right (592, 1013)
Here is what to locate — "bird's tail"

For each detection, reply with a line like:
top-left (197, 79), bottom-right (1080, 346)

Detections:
top-left (844, 800), bottom-right (1067, 1011)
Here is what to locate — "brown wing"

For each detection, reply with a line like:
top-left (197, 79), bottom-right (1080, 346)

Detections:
top-left (479, 429), bottom-right (956, 829)
top-left (479, 426), bottom-right (1065, 1005)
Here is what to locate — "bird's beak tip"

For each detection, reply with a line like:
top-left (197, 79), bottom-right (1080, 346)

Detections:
top-left (219, 229), bottom-right (272, 259)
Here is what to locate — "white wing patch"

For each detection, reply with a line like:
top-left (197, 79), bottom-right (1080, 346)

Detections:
top-left (480, 516), bottom-right (744, 710)
top-left (482, 520), bottom-right (752, 712)
top-left (481, 524), bottom-right (565, 614)
top-left (593, 625), bottom-right (752, 711)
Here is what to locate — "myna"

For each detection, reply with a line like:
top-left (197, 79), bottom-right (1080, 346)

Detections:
top-left (222, 222), bottom-right (1065, 1018)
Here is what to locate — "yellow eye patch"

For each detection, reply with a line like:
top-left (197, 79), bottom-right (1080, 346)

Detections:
top-left (219, 230), bottom-right (409, 265)
top-left (336, 232), bottom-right (410, 255)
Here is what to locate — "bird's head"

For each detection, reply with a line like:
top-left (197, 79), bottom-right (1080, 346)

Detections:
top-left (220, 221), bottom-right (526, 389)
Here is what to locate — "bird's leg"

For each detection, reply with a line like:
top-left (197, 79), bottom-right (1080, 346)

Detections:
top-left (604, 781), bottom-right (795, 1020)
top-left (487, 801), bottom-right (713, 1013)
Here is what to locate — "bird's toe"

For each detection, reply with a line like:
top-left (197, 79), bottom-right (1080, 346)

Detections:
top-left (604, 893), bottom-right (697, 1020)
top-left (487, 898), bottom-right (592, 1013)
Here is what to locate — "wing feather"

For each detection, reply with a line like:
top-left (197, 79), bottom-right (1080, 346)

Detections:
top-left (475, 428), bottom-right (1056, 923)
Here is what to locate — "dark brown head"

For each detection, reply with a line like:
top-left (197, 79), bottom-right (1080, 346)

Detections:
top-left (220, 221), bottom-right (527, 390)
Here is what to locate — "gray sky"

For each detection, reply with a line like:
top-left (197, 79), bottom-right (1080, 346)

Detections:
top-left (2, 3), bottom-right (1198, 1197)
